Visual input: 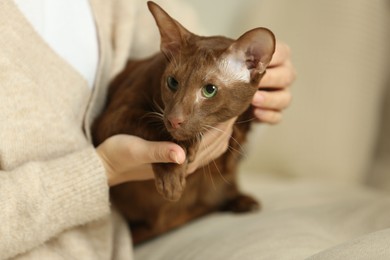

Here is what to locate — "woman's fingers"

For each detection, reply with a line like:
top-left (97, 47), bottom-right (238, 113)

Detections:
top-left (259, 60), bottom-right (296, 88)
top-left (252, 41), bottom-right (295, 123)
top-left (252, 88), bottom-right (292, 111)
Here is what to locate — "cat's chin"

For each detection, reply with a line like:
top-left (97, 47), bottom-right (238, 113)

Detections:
top-left (169, 131), bottom-right (193, 142)
top-left (166, 128), bottom-right (195, 142)
top-left (164, 122), bottom-right (196, 141)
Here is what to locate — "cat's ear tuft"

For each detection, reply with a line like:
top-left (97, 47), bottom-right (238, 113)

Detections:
top-left (229, 28), bottom-right (276, 81)
top-left (147, 1), bottom-right (191, 59)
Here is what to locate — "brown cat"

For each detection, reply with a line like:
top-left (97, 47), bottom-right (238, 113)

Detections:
top-left (92, 1), bottom-right (275, 244)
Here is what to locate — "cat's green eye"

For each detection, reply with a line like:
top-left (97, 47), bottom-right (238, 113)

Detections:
top-left (202, 84), bottom-right (218, 98)
top-left (167, 76), bottom-right (179, 91)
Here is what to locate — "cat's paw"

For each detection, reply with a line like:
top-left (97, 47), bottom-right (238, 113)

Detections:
top-left (155, 172), bottom-right (186, 201)
top-left (153, 164), bottom-right (186, 201)
top-left (222, 194), bottom-right (261, 213)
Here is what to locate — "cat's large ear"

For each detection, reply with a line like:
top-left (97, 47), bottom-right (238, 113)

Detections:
top-left (228, 28), bottom-right (276, 82)
top-left (147, 1), bottom-right (192, 59)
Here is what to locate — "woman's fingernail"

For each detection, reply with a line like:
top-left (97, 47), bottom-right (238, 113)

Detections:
top-left (169, 151), bottom-right (181, 164)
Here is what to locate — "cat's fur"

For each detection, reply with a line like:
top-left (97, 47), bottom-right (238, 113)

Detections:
top-left (92, 1), bottom-right (275, 244)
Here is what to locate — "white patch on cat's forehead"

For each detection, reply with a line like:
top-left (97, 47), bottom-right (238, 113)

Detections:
top-left (217, 57), bottom-right (250, 84)
top-left (195, 91), bottom-right (203, 104)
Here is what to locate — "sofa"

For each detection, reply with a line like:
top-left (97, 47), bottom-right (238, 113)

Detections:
top-left (132, 0), bottom-right (390, 259)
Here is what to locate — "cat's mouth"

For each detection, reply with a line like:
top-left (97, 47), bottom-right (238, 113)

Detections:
top-left (164, 121), bottom-right (197, 141)
top-left (166, 127), bottom-right (194, 141)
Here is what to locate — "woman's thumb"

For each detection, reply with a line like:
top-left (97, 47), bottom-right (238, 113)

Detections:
top-left (146, 141), bottom-right (186, 164)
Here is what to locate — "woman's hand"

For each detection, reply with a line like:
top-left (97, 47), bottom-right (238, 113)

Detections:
top-left (252, 41), bottom-right (296, 124)
top-left (186, 118), bottom-right (236, 174)
top-left (96, 135), bottom-right (186, 186)
top-left (96, 120), bottom-right (234, 184)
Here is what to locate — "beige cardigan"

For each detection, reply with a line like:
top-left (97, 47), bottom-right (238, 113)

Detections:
top-left (0, 0), bottom-right (155, 259)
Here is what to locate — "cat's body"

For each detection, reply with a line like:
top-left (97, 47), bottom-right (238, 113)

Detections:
top-left (92, 1), bottom-right (275, 244)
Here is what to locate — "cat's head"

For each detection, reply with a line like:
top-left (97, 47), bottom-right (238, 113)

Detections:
top-left (148, 1), bottom-right (275, 141)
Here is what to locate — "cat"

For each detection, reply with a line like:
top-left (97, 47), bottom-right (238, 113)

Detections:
top-left (92, 1), bottom-right (275, 244)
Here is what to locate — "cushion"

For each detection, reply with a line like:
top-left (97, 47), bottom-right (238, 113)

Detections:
top-left (134, 172), bottom-right (390, 259)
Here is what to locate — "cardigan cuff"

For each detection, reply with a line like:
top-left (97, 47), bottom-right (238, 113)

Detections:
top-left (41, 146), bottom-right (110, 227)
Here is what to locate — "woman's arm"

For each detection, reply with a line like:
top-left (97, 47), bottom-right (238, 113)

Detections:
top-left (0, 147), bottom-right (109, 259)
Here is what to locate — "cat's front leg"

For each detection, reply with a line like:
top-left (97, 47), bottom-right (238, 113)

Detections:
top-left (152, 140), bottom-right (199, 201)
top-left (153, 162), bottom-right (187, 201)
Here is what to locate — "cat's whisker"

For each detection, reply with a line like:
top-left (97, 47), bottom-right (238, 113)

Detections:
top-left (166, 50), bottom-right (180, 70)
top-left (146, 111), bottom-right (164, 119)
top-left (197, 131), bottom-right (217, 191)
top-left (235, 117), bottom-right (256, 124)
top-left (202, 127), bottom-right (245, 158)
top-left (142, 112), bottom-right (164, 123)
top-left (152, 98), bottom-right (164, 114)
top-left (203, 124), bottom-right (247, 156)
top-left (198, 126), bottom-right (231, 186)
top-left (203, 124), bottom-right (229, 135)
top-left (211, 158), bottom-right (231, 186)
top-left (173, 54), bottom-right (180, 70)
top-left (165, 50), bottom-right (173, 61)
top-left (201, 125), bottom-right (245, 157)
top-left (207, 162), bottom-right (216, 191)
top-left (226, 144), bottom-right (247, 158)
top-left (157, 123), bottom-right (167, 133)
top-left (141, 112), bottom-right (167, 133)
top-left (197, 132), bottom-right (204, 146)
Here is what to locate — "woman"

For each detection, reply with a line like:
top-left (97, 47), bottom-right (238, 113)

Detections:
top-left (0, 0), bottom-right (294, 259)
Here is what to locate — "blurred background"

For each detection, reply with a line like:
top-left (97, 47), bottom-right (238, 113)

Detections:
top-left (179, 0), bottom-right (390, 188)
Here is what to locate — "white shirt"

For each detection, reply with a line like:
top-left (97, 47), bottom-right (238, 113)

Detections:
top-left (14, 0), bottom-right (99, 88)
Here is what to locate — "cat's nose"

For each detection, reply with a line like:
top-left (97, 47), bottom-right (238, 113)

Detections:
top-left (168, 117), bottom-right (184, 129)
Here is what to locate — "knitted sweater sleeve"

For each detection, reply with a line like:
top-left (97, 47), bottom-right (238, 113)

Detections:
top-left (0, 2), bottom-right (120, 258)
top-left (0, 147), bottom-right (110, 259)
